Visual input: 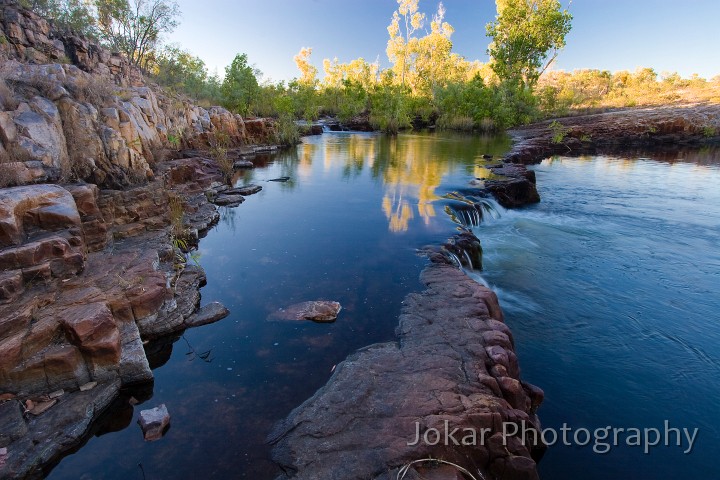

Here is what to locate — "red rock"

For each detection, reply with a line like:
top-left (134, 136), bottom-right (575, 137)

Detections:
top-left (497, 377), bottom-right (529, 410)
top-left (0, 271), bottom-right (23, 304)
top-left (0, 185), bottom-right (81, 247)
top-left (125, 275), bottom-right (169, 321)
top-left (61, 302), bottom-right (120, 361)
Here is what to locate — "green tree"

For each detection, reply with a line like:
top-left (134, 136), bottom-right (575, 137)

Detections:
top-left (222, 53), bottom-right (259, 115)
top-left (94, 0), bottom-right (180, 68)
top-left (20, 0), bottom-right (97, 37)
top-left (152, 45), bottom-right (218, 101)
top-left (486, 0), bottom-right (572, 89)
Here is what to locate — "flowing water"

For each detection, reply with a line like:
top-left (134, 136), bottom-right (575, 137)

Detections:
top-left (47, 134), bottom-right (720, 480)
top-left (471, 153), bottom-right (720, 479)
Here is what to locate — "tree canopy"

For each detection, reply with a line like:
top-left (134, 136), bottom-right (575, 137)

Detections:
top-left (95, 0), bottom-right (180, 68)
top-left (486, 0), bottom-right (573, 89)
top-left (222, 53), bottom-right (259, 116)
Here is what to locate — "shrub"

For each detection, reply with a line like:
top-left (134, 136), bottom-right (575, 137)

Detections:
top-left (549, 120), bottom-right (568, 144)
top-left (208, 130), bottom-right (233, 182)
top-left (71, 75), bottom-right (114, 106)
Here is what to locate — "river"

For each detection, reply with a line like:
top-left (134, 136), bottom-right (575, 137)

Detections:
top-left (48, 133), bottom-right (720, 480)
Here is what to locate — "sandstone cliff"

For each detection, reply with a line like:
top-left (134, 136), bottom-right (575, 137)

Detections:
top-left (0, 2), bottom-right (276, 477)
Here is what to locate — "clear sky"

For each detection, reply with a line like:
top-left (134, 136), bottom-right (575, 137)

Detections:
top-left (166, 0), bottom-right (720, 82)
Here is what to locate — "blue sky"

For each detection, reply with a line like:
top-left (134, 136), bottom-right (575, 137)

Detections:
top-left (167, 0), bottom-right (720, 82)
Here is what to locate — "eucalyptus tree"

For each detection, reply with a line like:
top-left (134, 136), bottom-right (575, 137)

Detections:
top-left (94, 0), bottom-right (180, 68)
top-left (486, 0), bottom-right (572, 89)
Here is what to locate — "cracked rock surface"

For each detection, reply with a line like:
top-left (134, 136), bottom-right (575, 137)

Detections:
top-left (270, 256), bottom-right (544, 480)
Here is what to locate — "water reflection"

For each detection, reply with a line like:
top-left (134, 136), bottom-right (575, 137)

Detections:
top-left (47, 131), bottom-right (512, 480)
top-left (276, 132), bottom-right (513, 232)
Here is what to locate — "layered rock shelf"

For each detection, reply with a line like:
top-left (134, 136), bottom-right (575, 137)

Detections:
top-left (0, 2), bottom-right (283, 477)
top-left (504, 104), bottom-right (720, 165)
top-left (270, 255), bottom-right (545, 480)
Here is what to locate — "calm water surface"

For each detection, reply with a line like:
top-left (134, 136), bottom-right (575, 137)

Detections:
top-left (48, 134), bottom-right (720, 480)
top-left (48, 132), bottom-right (511, 479)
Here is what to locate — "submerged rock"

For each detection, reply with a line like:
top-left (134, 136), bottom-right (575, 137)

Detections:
top-left (268, 301), bottom-right (342, 323)
top-left (138, 404), bottom-right (170, 441)
top-left (267, 176), bottom-right (290, 182)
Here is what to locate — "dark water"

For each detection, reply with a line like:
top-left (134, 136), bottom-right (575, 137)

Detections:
top-left (470, 153), bottom-right (720, 479)
top-left (47, 135), bottom-right (720, 480)
top-left (47, 132), bottom-right (511, 479)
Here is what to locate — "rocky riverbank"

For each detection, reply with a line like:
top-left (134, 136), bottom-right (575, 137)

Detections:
top-left (0, 2), bottom-right (284, 477)
top-left (505, 104), bottom-right (720, 165)
top-left (270, 252), bottom-right (545, 480)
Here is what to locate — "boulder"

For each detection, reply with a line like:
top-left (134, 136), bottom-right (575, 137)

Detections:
top-left (0, 184), bottom-right (81, 247)
top-left (213, 193), bottom-right (244, 207)
top-left (138, 404), bottom-right (170, 441)
top-left (233, 159), bottom-right (254, 168)
top-left (60, 302), bottom-right (120, 362)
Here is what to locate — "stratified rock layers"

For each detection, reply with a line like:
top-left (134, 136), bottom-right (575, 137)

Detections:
top-left (271, 258), bottom-right (544, 480)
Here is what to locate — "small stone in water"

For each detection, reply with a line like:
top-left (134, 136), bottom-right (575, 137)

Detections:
top-left (138, 404), bottom-right (171, 441)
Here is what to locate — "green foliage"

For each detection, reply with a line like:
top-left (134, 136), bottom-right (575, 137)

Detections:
top-left (435, 76), bottom-right (496, 131)
top-left (222, 53), bottom-right (260, 116)
top-left (702, 126), bottom-right (717, 137)
top-left (486, 0), bottom-right (572, 89)
top-left (152, 46), bottom-right (221, 103)
top-left (322, 80), bottom-right (370, 122)
top-left (209, 130), bottom-right (233, 183)
top-left (287, 80), bottom-right (320, 121)
top-left (273, 115), bottom-right (300, 146)
top-left (368, 80), bottom-right (412, 134)
top-left (95, 0), bottom-right (180, 68)
top-left (548, 120), bottom-right (568, 144)
top-left (20, 0), bottom-right (97, 38)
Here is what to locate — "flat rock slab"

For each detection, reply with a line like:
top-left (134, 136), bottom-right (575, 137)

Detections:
top-left (268, 301), bottom-right (341, 323)
top-left (213, 193), bottom-right (245, 207)
top-left (184, 301), bottom-right (230, 329)
top-left (227, 184), bottom-right (262, 196)
top-left (269, 261), bottom-right (544, 480)
top-left (138, 404), bottom-right (170, 441)
top-left (233, 160), bottom-right (255, 168)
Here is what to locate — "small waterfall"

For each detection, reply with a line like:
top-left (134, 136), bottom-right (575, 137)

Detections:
top-left (445, 195), bottom-right (506, 228)
top-left (466, 269), bottom-right (491, 288)
top-left (441, 230), bottom-right (483, 271)
top-left (321, 124), bottom-right (331, 133)
top-left (462, 250), bottom-right (474, 270)
top-left (446, 251), bottom-right (462, 267)
top-left (477, 197), bottom-right (505, 221)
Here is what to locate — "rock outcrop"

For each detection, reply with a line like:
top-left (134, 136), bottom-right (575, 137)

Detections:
top-left (270, 256), bottom-right (544, 480)
top-left (505, 104), bottom-right (720, 165)
top-left (0, 2), bottom-right (281, 477)
top-left (0, 1), bottom-right (278, 189)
